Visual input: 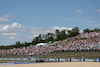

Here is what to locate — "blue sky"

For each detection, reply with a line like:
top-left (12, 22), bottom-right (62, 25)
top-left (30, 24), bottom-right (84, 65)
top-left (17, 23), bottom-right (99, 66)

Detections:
top-left (0, 0), bottom-right (100, 45)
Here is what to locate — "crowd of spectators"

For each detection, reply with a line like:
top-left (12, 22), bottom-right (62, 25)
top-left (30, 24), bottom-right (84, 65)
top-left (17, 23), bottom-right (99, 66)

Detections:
top-left (0, 31), bottom-right (100, 57)
top-left (69, 31), bottom-right (100, 40)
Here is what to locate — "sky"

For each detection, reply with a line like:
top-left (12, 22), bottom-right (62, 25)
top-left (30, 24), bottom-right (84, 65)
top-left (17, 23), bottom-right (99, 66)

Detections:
top-left (0, 0), bottom-right (100, 46)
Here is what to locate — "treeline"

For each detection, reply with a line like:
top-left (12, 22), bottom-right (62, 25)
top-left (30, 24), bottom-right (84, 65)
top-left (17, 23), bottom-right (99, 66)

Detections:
top-left (0, 27), bottom-right (100, 50)
top-left (83, 28), bottom-right (100, 33)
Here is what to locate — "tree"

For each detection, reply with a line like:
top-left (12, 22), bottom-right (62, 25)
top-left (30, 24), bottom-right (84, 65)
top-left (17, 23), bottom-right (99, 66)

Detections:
top-left (33, 37), bottom-right (40, 44)
top-left (94, 28), bottom-right (100, 32)
top-left (61, 30), bottom-right (67, 40)
top-left (45, 33), bottom-right (54, 42)
top-left (15, 41), bottom-right (21, 48)
top-left (38, 34), bottom-right (42, 41)
top-left (55, 29), bottom-right (61, 40)
top-left (83, 28), bottom-right (90, 33)
top-left (68, 27), bottom-right (79, 37)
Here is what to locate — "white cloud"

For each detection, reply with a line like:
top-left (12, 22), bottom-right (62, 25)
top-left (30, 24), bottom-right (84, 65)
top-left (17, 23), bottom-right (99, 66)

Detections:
top-left (0, 15), bottom-right (13, 22)
top-left (2, 25), bottom-right (9, 30)
top-left (97, 9), bottom-right (100, 12)
top-left (2, 33), bottom-right (17, 36)
top-left (33, 35), bottom-right (39, 37)
top-left (52, 26), bottom-right (72, 31)
top-left (12, 22), bottom-right (18, 27)
top-left (9, 36), bottom-right (15, 39)
top-left (79, 30), bottom-right (83, 33)
top-left (53, 26), bottom-right (67, 30)
top-left (9, 35), bottom-right (20, 39)
top-left (12, 22), bottom-right (22, 28)
top-left (0, 22), bottom-right (25, 32)
top-left (0, 22), bottom-right (73, 39)
top-left (30, 26), bottom-right (73, 38)
top-left (76, 10), bottom-right (84, 13)
top-left (67, 28), bottom-right (73, 30)
top-left (26, 35), bottom-right (34, 39)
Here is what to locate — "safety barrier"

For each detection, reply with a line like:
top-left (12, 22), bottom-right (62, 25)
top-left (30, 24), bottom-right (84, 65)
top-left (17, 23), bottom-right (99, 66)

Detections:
top-left (94, 59), bottom-right (100, 62)
top-left (0, 58), bottom-right (100, 62)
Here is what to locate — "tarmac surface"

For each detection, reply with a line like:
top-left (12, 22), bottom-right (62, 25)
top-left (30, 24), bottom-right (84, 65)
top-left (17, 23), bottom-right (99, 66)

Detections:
top-left (0, 62), bottom-right (100, 67)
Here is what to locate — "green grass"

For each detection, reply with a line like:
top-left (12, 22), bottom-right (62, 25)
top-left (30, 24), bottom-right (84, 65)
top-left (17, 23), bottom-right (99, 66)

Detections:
top-left (38, 52), bottom-right (100, 59)
top-left (1, 52), bottom-right (100, 59)
top-left (0, 55), bottom-right (28, 58)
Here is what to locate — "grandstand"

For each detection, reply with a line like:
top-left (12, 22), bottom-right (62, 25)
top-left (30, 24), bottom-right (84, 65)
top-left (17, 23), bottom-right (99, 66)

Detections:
top-left (0, 31), bottom-right (100, 59)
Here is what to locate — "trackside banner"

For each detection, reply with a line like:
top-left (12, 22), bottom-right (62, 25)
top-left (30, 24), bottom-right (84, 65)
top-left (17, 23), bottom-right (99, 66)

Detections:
top-left (71, 59), bottom-right (79, 61)
top-left (85, 59), bottom-right (94, 62)
top-left (23, 58), bottom-right (28, 60)
top-left (67, 58), bottom-right (71, 61)
top-left (59, 58), bottom-right (66, 61)
top-left (31, 58), bottom-right (35, 60)
top-left (44, 58), bottom-right (49, 61)
top-left (0, 58), bottom-right (100, 62)
top-left (55, 58), bottom-right (59, 61)
top-left (16, 58), bottom-right (21, 60)
top-left (94, 59), bottom-right (100, 62)
top-left (49, 58), bottom-right (55, 61)
top-left (79, 59), bottom-right (85, 61)
top-left (10, 58), bottom-right (14, 60)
